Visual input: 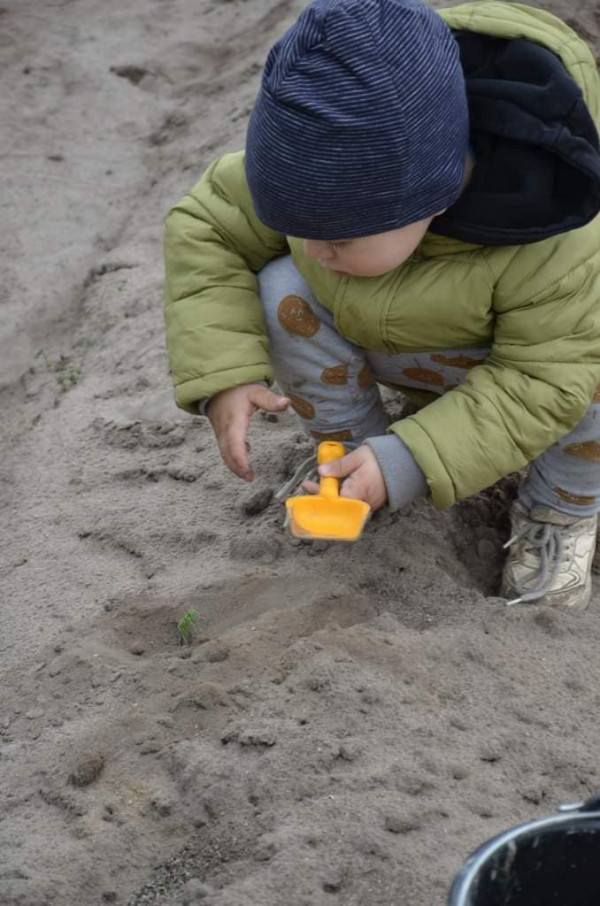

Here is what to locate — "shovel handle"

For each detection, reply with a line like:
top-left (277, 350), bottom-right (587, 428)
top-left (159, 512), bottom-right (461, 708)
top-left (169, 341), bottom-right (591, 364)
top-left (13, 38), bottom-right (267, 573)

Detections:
top-left (317, 441), bottom-right (345, 464)
top-left (317, 441), bottom-right (345, 499)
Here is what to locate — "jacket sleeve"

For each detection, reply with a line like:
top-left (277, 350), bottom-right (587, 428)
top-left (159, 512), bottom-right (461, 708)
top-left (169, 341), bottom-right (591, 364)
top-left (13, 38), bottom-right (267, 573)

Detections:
top-left (392, 249), bottom-right (600, 508)
top-left (163, 151), bottom-right (288, 413)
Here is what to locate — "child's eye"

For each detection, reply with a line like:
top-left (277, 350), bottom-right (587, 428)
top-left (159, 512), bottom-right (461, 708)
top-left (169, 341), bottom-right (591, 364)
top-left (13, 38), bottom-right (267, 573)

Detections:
top-left (328, 241), bottom-right (345, 251)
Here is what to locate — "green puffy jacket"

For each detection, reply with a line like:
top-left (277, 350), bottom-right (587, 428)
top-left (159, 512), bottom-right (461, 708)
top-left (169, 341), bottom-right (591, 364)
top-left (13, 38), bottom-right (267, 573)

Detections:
top-left (164, 1), bottom-right (600, 508)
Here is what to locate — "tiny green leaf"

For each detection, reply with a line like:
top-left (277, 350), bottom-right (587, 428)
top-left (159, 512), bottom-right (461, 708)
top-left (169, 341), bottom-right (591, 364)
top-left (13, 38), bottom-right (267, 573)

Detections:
top-left (176, 609), bottom-right (199, 645)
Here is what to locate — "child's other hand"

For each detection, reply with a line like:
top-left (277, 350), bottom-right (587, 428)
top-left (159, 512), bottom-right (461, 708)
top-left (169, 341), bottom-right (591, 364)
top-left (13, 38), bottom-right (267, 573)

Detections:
top-left (207, 384), bottom-right (289, 481)
top-left (301, 444), bottom-right (387, 512)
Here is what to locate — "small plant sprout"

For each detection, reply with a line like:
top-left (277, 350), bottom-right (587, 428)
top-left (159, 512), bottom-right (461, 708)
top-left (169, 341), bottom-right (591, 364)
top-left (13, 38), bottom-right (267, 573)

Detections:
top-left (177, 609), bottom-right (199, 646)
top-left (37, 339), bottom-right (95, 392)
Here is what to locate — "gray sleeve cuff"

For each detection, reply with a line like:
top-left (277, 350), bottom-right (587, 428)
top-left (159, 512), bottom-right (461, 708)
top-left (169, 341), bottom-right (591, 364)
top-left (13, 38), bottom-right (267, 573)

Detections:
top-left (366, 434), bottom-right (428, 512)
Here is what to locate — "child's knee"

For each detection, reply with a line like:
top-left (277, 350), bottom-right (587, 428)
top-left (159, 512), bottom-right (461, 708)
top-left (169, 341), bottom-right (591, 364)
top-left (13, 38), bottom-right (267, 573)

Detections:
top-left (258, 254), bottom-right (315, 326)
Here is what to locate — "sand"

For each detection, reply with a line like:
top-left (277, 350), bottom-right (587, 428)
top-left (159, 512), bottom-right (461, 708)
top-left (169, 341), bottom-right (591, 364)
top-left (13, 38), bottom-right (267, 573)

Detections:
top-left (2, 1), bottom-right (600, 904)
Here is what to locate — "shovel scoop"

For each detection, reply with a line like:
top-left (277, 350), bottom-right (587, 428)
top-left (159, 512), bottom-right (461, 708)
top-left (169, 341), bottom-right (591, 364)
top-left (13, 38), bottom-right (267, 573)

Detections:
top-left (285, 441), bottom-right (371, 542)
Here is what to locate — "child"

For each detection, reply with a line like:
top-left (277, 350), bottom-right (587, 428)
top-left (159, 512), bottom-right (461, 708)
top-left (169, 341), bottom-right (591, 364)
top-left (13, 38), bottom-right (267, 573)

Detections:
top-left (164, 0), bottom-right (600, 610)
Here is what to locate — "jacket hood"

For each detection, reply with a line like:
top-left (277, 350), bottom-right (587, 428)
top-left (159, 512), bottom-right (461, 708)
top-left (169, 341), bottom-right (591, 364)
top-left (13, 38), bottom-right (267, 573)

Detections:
top-left (431, 6), bottom-right (600, 246)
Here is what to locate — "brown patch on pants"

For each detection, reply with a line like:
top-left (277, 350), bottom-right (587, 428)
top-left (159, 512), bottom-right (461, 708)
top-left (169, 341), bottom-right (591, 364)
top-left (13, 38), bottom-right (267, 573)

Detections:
top-left (310, 429), bottom-right (353, 443)
top-left (357, 364), bottom-right (374, 390)
top-left (431, 353), bottom-right (484, 369)
top-left (277, 295), bottom-right (321, 338)
top-left (289, 395), bottom-right (316, 420)
top-left (555, 487), bottom-right (596, 506)
top-left (563, 440), bottom-right (600, 462)
top-left (321, 365), bottom-right (349, 385)
top-left (402, 367), bottom-right (444, 387)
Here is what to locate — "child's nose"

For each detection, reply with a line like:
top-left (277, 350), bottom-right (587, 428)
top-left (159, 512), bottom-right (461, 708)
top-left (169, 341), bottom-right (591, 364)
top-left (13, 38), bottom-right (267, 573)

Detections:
top-left (303, 239), bottom-right (332, 261)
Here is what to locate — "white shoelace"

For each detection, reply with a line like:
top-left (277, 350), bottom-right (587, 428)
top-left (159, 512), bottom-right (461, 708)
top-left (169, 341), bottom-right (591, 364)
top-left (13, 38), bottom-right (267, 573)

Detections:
top-left (503, 520), bottom-right (567, 605)
top-left (274, 453), bottom-right (319, 502)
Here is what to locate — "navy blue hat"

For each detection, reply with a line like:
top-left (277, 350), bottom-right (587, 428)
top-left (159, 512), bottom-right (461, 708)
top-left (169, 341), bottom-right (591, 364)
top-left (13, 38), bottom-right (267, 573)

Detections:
top-left (246, 0), bottom-right (469, 239)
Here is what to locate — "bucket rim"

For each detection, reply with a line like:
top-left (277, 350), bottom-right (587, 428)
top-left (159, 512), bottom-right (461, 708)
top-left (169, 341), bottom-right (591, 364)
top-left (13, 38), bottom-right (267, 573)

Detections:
top-left (448, 802), bottom-right (600, 906)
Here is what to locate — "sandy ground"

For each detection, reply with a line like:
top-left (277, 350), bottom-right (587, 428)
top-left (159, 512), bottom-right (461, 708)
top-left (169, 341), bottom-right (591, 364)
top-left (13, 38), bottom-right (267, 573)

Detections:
top-left (3, 0), bottom-right (600, 904)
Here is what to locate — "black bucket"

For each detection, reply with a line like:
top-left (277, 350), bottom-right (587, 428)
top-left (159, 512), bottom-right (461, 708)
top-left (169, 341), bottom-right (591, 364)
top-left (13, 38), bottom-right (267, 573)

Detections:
top-left (448, 796), bottom-right (600, 906)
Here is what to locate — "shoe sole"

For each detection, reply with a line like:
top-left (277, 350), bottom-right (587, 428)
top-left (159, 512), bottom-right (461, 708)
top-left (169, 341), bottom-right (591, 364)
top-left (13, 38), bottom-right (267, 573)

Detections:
top-left (500, 577), bottom-right (592, 611)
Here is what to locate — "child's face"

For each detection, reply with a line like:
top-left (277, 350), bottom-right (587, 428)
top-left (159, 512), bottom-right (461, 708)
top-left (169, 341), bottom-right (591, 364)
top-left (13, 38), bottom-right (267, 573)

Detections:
top-left (303, 214), bottom-right (437, 277)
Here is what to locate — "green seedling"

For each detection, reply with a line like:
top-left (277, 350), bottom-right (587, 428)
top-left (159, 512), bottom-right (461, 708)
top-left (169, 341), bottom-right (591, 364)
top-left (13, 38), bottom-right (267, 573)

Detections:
top-left (177, 608), bottom-right (199, 646)
top-left (37, 339), bottom-right (95, 392)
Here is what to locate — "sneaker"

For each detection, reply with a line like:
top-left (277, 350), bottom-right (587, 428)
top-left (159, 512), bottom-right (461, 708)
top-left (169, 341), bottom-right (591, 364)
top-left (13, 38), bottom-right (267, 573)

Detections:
top-left (501, 501), bottom-right (597, 610)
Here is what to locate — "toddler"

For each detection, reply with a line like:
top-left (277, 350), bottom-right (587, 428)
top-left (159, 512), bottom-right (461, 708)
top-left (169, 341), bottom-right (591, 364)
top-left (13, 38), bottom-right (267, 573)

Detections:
top-left (164, 0), bottom-right (600, 610)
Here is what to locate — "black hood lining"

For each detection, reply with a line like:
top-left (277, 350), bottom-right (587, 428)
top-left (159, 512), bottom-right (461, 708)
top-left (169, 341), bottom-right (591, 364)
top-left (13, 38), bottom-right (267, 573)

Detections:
top-left (431, 31), bottom-right (600, 246)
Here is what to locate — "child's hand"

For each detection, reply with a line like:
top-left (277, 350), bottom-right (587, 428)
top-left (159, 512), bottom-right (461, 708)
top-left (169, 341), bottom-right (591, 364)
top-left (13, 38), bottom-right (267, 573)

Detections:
top-left (302, 444), bottom-right (387, 511)
top-left (207, 384), bottom-right (290, 481)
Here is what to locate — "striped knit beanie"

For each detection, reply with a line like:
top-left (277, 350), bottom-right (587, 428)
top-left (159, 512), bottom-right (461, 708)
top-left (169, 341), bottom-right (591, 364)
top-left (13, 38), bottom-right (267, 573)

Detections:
top-left (245, 0), bottom-right (469, 239)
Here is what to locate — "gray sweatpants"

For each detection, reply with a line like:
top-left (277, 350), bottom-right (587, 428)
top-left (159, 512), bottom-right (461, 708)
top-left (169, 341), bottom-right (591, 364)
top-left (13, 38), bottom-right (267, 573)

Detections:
top-left (258, 255), bottom-right (600, 517)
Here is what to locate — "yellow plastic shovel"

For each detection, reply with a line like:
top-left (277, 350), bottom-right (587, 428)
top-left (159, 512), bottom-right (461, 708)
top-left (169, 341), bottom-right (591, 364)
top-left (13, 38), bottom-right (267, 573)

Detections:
top-left (285, 441), bottom-right (371, 542)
